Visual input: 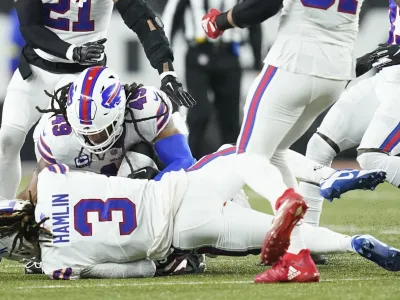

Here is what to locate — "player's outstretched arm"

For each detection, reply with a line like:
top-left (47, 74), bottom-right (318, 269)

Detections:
top-left (114, 0), bottom-right (195, 107)
top-left (153, 121), bottom-right (195, 181)
top-left (17, 159), bottom-right (49, 203)
top-left (80, 260), bottom-right (156, 279)
top-left (202, 0), bottom-right (283, 39)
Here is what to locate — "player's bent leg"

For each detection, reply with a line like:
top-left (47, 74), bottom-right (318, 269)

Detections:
top-left (0, 126), bottom-right (26, 198)
top-left (236, 65), bottom-right (314, 207)
top-left (300, 76), bottom-right (379, 228)
top-left (0, 67), bottom-right (64, 198)
top-left (358, 77), bottom-right (400, 188)
top-left (357, 152), bottom-right (400, 186)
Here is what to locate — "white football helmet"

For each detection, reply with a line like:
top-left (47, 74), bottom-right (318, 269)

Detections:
top-left (66, 67), bottom-right (126, 154)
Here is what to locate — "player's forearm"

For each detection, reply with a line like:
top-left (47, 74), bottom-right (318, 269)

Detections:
top-left (15, 0), bottom-right (73, 60)
top-left (154, 133), bottom-right (195, 181)
top-left (80, 260), bottom-right (156, 279)
top-left (215, 0), bottom-right (283, 30)
top-left (115, 0), bottom-right (175, 75)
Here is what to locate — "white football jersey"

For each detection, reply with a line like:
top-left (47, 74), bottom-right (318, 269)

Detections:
top-left (388, 0), bottom-right (400, 45)
top-left (36, 86), bottom-right (172, 175)
top-left (36, 167), bottom-right (188, 279)
top-left (36, 0), bottom-right (113, 62)
top-left (265, 0), bottom-right (364, 80)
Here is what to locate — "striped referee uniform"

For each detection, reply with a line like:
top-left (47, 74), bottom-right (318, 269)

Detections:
top-left (163, 0), bottom-right (262, 159)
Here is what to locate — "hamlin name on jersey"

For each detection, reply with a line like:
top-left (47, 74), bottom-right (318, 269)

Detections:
top-left (36, 166), bottom-right (187, 279)
top-left (36, 86), bottom-right (172, 176)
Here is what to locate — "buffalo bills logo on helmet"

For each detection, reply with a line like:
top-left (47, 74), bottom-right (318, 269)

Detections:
top-left (67, 84), bottom-right (75, 106)
top-left (101, 84), bottom-right (123, 109)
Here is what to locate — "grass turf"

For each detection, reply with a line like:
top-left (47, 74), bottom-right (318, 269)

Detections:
top-left (1, 179), bottom-right (399, 300)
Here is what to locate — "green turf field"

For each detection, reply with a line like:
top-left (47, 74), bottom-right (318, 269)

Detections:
top-left (1, 179), bottom-right (399, 300)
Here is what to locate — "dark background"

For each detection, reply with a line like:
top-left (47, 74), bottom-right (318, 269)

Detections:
top-left (0, 0), bottom-right (387, 161)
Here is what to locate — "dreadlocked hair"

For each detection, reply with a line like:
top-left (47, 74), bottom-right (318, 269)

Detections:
top-left (36, 82), bottom-right (73, 124)
top-left (122, 82), bottom-right (170, 176)
top-left (35, 81), bottom-right (170, 177)
top-left (0, 192), bottom-right (53, 258)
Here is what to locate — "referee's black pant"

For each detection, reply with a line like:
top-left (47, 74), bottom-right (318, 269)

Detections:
top-left (185, 42), bottom-right (241, 159)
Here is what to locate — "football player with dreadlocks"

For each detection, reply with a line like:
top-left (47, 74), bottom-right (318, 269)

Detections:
top-left (0, 197), bottom-right (52, 262)
top-left (19, 65), bottom-right (196, 209)
top-left (18, 66), bottom-right (199, 275)
top-left (0, 0), bottom-right (195, 205)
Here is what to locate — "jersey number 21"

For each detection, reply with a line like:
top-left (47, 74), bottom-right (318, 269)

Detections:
top-left (43, 0), bottom-right (94, 32)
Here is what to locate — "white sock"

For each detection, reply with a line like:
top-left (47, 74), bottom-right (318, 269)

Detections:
top-left (358, 152), bottom-right (400, 187)
top-left (0, 126), bottom-right (25, 199)
top-left (303, 223), bottom-right (355, 253)
top-left (236, 152), bottom-right (287, 210)
top-left (298, 133), bottom-right (337, 227)
top-left (299, 182), bottom-right (323, 227)
top-left (287, 150), bottom-right (335, 184)
top-left (287, 223), bottom-right (306, 255)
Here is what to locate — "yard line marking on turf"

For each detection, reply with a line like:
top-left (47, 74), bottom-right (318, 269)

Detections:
top-left (16, 277), bottom-right (400, 290)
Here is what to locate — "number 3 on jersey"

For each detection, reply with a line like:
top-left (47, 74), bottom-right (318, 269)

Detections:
top-left (301, 0), bottom-right (358, 14)
top-left (44, 0), bottom-right (94, 32)
top-left (74, 198), bottom-right (137, 236)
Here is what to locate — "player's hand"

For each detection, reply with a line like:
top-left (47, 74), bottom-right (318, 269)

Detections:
top-left (128, 166), bottom-right (159, 180)
top-left (369, 43), bottom-right (400, 69)
top-left (160, 75), bottom-right (196, 108)
top-left (202, 9), bottom-right (224, 39)
top-left (73, 38), bottom-right (107, 65)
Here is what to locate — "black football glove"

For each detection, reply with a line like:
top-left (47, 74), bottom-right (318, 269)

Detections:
top-left (356, 43), bottom-right (400, 77)
top-left (128, 166), bottom-right (159, 180)
top-left (160, 75), bottom-right (196, 108)
top-left (369, 43), bottom-right (400, 69)
top-left (72, 38), bottom-right (107, 65)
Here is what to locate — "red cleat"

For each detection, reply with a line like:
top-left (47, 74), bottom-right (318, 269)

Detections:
top-left (260, 188), bottom-right (308, 265)
top-left (254, 249), bottom-right (320, 283)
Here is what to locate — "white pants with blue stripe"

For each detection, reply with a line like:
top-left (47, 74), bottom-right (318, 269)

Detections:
top-left (171, 148), bottom-right (353, 255)
top-left (308, 65), bottom-right (400, 186)
top-left (235, 64), bottom-right (347, 205)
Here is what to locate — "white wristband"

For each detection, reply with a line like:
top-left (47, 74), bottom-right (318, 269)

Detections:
top-left (160, 71), bottom-right (177, 80)
top-left (66, 45), bottom-right (77, 61)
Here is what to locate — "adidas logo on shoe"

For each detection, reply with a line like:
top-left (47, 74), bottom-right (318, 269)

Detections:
top-left (287, 266), bottom-right (301, 280)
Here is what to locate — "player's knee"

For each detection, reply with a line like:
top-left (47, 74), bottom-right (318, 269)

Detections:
top-left (0, 126), bottom-right (25, 156)
top-left (357, 151), bottom-right (388, 171)
top-left (305, 133), bottom-right (338, 166)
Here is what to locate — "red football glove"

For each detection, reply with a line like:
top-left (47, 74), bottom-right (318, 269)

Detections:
top-left (202, 9), bottom-right (224, 39)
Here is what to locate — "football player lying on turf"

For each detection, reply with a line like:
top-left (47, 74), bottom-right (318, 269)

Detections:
top-left (17, 67), bottom-right (201, 275)
top-left (27, 149), bottom-right (396, 281)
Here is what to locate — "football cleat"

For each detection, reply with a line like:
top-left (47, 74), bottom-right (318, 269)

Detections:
top-left (260, 188), bottom-right (308, 265)
top-left (351, 234), bottom-right (400, 271)
top-left (255, 249), bottom-right (320, 283)
top-left (311, 253), bottom-right (327, 265)
top-left (319, 169), bottom-right (386, 202)
top-left (24, 258), bottom-right (43, 275)
top-left (154, 253), bottom-right (206, 276)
